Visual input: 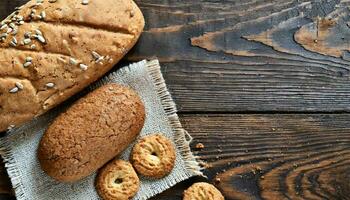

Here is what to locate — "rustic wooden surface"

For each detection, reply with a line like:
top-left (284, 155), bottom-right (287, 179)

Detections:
top-left (1, 0), bottom-right (350, 199)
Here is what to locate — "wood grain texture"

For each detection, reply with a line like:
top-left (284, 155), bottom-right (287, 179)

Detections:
top-left (1, 114), bottom-right (349, 199)
top-left (1, 0), bottom-right (350, 200)
top-left (182, 114), bottom-right (350, 200)
top-left (125, 0), bottom-right (350, 112)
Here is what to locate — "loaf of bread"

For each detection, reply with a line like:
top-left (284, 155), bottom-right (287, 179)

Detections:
top-left (0, 0), bottom-right (144, 132)
top-left (38, 83), bottom-right (145, 182)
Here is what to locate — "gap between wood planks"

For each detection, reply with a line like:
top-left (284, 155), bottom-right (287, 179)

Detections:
top-left (178, 110), bottom-right (350, 115)
top-left (180, 113), bottom-right (350, 200)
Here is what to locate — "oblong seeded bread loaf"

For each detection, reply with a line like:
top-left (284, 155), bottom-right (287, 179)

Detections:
top-left (0, 0), bottom-right (144, 132)
top-left (38, 83), bottom-right (145, 182)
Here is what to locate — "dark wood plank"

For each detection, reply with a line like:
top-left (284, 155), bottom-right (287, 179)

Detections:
top-left (0, 195), bottom-right (15, 200)
top-left (181, 114), bottom-right (350, 200)
top-left (1, 114), bottom-right (349, 199)
top-left (129, 0), bottom-right (350, 112)
top-left (0, 0), bottom-right (349, 199)
top-left (0, 161), bottom-right (12, 195)
top-left (0, 0), bottom-right (25, 19)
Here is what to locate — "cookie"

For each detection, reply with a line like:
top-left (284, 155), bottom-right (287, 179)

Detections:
top-left (96, 160), bottom-right (139, 200)
top-left (131, 134), bottom-right (176, 178)
top-left (183, 182), bottom-right (225, 200)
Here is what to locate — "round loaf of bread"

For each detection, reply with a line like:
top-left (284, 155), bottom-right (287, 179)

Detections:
top-left (38, 83), bottom-right (145, 182)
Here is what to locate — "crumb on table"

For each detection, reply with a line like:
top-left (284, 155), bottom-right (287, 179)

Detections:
top-left (195, 143), bottom-right (205, 149)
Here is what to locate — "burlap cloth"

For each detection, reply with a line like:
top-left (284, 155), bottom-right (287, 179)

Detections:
top-left (0, 60), bottom-right (202, 200)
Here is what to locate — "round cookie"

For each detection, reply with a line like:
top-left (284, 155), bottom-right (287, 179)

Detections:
top-left (96, 159), bottom-right (139, 200)
top-left (183, 182), bottom-right (224, 200)
top-left (131, 134), bottom-right (176, 178)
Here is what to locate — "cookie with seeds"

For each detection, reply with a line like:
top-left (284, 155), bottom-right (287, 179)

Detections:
top-left (131, 134), bottom-right (176, 178)
top-left (96, 159), bottom-right (139, 200)
top-left (183, 182), bottom-right (224, 200)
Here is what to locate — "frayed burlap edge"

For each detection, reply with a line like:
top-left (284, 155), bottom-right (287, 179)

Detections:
top-left (0, 59), bottom-right (203, 200)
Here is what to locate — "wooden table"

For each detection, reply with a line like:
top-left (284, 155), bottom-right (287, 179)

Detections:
top-left (1, 0), bottom-right (350, 199)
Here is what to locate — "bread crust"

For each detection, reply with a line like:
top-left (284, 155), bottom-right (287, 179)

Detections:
top-left (38, 83), bottom-right (145, 182)
top-left (0, 0), bottom-right (145, 132)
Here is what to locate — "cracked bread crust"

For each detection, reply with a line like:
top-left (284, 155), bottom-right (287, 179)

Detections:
top-left (0, 0), bottom-right (145, 132)
top-left (38, 83), bottom-right (145, 182)
top-left (96, 160), bottom-right (139, 200)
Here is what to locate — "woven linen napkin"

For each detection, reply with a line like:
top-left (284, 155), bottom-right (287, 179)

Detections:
top-left (0, 60), bottom-right (202, 200)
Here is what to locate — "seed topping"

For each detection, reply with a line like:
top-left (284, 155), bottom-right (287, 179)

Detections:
top-left (7, 28), bottom-right (13, 34)
top-left (91, 51), bottom-right (104, 63)
top-left (23, 38), bottom-right (31, 45)
top-left (9, 23), bottom-right (15, 29)
top-left (35, 29), bottom-right (42, 36)
top-left (10, 37), bottom-right (17, 46)
top-left (0, 33), bottom-right (8, 38)
top-left (35, 34), bottom-right (46, 43)
top-left (0, 24), bottom-right (8, 30)
top-left (92, 51), bottom-right (101, 60)
top-left (26, 57), bottom-right (33, 62)
top-left (46, 82), bottom-right (55, 88)
top-left (69, 58), bottom-right (78, 65)
top-left (11, 28), bottom-right (18, 35)
top-left (15, 82), bottom-right (24, 90)
top-left (40, 11), bottom-right (46, 19)
top-left (23, 61), bottom-right (32, 68)
top-left (82, 0), bottom-right (89, 5)
top-left (9, 87), bottom-right (19, 93)
top-left (79, 63), bottom-right (88, 71)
